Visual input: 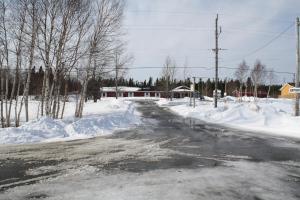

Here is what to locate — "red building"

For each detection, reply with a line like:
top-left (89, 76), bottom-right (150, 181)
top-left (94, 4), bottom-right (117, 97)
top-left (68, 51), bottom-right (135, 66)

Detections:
top-left (100, 86), bottom-right (192, 99)
top-left (100, 87), bottom-right (165, 98)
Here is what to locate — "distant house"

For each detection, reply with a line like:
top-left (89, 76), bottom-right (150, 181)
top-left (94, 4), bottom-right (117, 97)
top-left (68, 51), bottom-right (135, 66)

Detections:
top-left (100, 86), bottom-right (164, 98)
top-left (99, 86), bottom-right (196, 99)
top-left (279, 83), bottom-right (296, 99)
top-left (171, 86), bottom-right (193, 98)
top-left (232, 90), bottom-right (267, 98)
top-left (213, 89), bottom-right (222, 98)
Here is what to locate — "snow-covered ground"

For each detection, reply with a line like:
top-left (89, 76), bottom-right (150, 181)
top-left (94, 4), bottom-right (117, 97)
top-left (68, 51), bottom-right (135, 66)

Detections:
top-left (156, 97), bottom-right (300, 139)
top-left (0, 98), bottom-right (141, 144)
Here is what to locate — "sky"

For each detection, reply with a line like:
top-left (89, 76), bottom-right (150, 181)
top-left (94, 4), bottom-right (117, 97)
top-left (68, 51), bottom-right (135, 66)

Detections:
top-left (123, 0), bottom-right (300, 83)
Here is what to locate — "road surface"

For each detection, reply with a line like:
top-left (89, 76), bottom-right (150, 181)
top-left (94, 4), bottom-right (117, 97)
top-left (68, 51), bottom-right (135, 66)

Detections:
top-left (0, 100), bottom-right (300, 200)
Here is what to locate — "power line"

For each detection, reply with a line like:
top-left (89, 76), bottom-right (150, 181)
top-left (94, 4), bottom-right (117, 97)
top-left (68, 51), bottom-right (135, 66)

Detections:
top-left (124, 24), bottom-right (294, 37)
top-left (125, 10), bottom-right (295, 24)
top-left (223, 22), bottom-right (295, 63)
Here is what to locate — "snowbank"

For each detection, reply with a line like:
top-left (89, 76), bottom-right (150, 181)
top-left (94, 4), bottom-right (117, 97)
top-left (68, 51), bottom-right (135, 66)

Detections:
top-left (0, 99), bottom-right (141, 144)
top-left (156, 97), bottom-right (300, 139)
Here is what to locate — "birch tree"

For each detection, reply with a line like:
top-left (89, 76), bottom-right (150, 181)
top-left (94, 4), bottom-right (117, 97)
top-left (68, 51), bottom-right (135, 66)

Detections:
top-left (76, 0), bottom-right (125, 118)
top-left (251, 60), bottom-right (266, 99)
top-left (37, 0), bottom-right (60, 117)
top-left (113, 47), bottom-right (132, 99)
top-left (161, 56), bottom-right (177, 100)
top-left (267, 69), bottom-right (276, 98)
top-left (7, 2), bottom-right (27, 126)
top-left (0, 51), bottom-right (4, 128)
top-left (234, 60), bottom-right (249, 101)
top-left (0, 1), bottom-right (10, 127)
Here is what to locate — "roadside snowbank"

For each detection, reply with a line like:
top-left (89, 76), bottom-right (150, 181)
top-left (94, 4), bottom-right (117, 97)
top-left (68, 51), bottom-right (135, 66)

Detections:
top-left (156, 97), bottom-right (300, 139)
top-left (0, 99), bottom-right (140, 144)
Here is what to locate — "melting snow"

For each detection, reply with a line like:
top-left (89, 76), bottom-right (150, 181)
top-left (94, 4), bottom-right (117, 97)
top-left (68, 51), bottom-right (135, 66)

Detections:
top-left (156, 97), bottom-right (300, 139)
top-left (0, 99), bottom-right (141, 144)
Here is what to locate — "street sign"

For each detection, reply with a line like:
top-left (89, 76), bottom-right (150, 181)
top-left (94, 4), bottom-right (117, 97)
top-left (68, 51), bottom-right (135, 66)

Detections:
top-left (289, 87), bottom-right (300, 93)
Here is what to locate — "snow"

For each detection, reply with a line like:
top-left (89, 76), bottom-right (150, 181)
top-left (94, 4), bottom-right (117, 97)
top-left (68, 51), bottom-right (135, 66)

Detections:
top-left (101, 86), bottom-right (141, 92)
top-left (156, 97), bottom-right (300, 139)
top-left (171, 86), bottom-right (192, 92)
top-left (0, 98), bottom-right (141, 144)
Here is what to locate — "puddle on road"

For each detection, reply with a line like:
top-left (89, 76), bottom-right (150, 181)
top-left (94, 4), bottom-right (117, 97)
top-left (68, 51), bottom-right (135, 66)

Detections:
top-left (1, 160), bottom-right (300, 200)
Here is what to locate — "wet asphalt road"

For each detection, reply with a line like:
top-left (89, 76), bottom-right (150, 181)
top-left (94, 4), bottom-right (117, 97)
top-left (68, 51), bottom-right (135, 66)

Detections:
top-left (0, 100), bottom-right (300, 199)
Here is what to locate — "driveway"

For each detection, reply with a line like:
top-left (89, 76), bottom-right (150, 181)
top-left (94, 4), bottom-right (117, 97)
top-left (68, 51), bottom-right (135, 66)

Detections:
top-left (0, 100), bottom-right (299, 200)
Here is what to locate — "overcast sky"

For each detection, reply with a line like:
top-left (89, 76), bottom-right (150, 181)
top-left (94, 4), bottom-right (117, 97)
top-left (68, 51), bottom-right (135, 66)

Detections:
top-left (123, 0), bottom-right (300, 83)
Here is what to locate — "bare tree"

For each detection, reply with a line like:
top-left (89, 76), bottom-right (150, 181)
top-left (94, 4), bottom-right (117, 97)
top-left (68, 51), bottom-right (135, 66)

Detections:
top-left (0, 0), bottom-right (10, 127)
top-left (75, 0), bottom-right (125, 118)
top-left (267, 69), bottom-right (276, 98)
top-left (0, 0), bottom-right (127, 126)
top-left (21, 0), bottom-right (39, 123)
top-left (0, 51), bottom-right (4, 128)
top-left (161, 56), bottom-right (177, 100)
top-left (37, 0), bottom-right (60, 117)
top-left (114, 47), bottom-right (132, 99)
top-left (7, 1), bottom-right (27, 127)
top-left (234, 60), bottom-right (249, 101)
top-left (251, 60), bottom-right (267, 99)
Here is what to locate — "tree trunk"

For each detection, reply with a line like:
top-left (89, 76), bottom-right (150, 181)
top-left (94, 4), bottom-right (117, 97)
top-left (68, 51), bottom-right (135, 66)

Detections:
top-left (15, 77), bottom-right (21, 127)
top-left (76, 79), bottom-right (88, 118)
top-left (60, 80), bottom-right (68, 119)
top-left (49, 70), bottom-right (58, 117)
top-left (254, 84), bottom-right (258, 100)
top-left (24, 71), bottom-right (32, 122)
top-left (239, 85), bottom-right (243, 102)
top-left (24, 1), bottom-right (38, 122)
top-left (5, 69), bottom-right (9, 125)
top-left (8, 63), bottom-right (20, 126)
top-left (267, 85), bottom-right (271, 99)
top-left (55, 81), bottom-right (62, 119)
top-left (0, 68), bottom-right (4, 128)
top-left (40, 70), bottom-right (47, 116)
top-left (45, 69), bottom-right (50, 116)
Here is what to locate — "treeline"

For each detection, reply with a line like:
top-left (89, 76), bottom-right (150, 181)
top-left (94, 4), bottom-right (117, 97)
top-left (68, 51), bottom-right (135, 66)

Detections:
top-left (94, 76), bottom-right (281, 97)
top-left (1, 67), bottom-right (281, 100)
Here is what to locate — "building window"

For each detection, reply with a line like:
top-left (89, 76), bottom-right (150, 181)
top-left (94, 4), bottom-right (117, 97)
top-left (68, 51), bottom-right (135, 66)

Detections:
top-left (144, 92), bottom-right (150, 97)
top-left (101, 92), bottom-right (107, 98)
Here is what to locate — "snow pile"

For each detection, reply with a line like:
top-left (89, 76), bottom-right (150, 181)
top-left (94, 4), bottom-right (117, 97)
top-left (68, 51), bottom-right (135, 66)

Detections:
top-left (0, 99), bottom-right (141, 144)
top-left (157, 97), bottom-right (300, 139)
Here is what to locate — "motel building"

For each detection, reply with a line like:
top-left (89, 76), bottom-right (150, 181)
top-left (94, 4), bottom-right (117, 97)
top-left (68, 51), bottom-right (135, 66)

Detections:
top-left (99, 86), bottom-right (193, 99)
top-left (100, 87), bottom-right (163, 98)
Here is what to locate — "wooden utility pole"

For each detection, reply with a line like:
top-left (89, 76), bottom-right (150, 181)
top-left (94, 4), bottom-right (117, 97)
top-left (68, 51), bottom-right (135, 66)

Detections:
top-left (193, 77), bottom-right (196, 108)
top-left (213, 14), bottom-right (222, 108)
top-left (296, 17), bottom-right (300, 116)
top-left (115, 52), bottom-right (119, 99)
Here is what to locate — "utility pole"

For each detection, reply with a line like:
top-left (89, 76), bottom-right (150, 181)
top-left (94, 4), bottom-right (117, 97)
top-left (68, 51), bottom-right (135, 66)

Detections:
top-left (115, 52), bottom-right (119, 99)
top-left (193, 77), bottom-right (196, 108)
top-left (212, 14), bottom-right (223, 108)
top-left (296, 17), bottom-right (300, 116)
